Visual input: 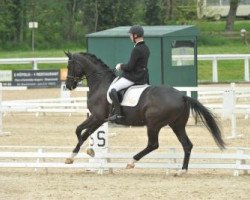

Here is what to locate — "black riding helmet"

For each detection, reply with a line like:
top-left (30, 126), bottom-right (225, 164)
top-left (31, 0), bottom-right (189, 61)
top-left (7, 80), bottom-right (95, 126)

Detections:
top-left (129, 25), bottom-right (144, 37)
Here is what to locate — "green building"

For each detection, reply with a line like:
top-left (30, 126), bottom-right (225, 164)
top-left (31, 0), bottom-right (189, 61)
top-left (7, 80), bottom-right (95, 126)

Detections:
top-left (86, 25), bottom-right (198, 87)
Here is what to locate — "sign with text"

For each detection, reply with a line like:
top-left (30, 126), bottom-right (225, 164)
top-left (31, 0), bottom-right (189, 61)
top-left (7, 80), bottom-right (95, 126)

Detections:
top-left (12, 70), bottom-right (60, 88)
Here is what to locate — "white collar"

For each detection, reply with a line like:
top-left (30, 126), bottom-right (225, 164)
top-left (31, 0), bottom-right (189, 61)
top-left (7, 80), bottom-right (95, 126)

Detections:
top-left (134, 40), bottom-right (144, 47)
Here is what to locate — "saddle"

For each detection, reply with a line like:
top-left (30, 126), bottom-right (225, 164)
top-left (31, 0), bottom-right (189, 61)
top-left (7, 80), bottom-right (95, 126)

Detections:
top-left (107, 82), bottom-right (150, 107)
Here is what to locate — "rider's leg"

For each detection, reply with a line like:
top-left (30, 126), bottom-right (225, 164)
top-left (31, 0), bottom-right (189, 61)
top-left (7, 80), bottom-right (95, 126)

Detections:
top-left (108, 77), bottom-right (134, 121)
top-left (109, 88), bottom-right (123, 119)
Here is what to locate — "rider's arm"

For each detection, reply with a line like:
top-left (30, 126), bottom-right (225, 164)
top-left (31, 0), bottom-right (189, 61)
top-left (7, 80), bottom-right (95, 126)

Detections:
top-left (121, 47), bottom-right (139, 72)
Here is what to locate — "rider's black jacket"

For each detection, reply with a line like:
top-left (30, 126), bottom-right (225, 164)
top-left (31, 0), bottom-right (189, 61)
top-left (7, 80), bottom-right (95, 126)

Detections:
top-left (120, 41), bottom-right (150, 84)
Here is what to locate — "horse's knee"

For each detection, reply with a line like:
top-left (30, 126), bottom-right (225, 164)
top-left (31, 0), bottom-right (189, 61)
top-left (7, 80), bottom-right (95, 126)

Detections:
top-left (76, 125), bottom-right (83, 136)
top-left (148, 143), bottom-right (159, 151)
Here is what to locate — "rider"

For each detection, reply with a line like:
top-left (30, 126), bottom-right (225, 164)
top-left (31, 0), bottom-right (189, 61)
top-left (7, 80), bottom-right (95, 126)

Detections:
top-left (108, 25), bottom-right (150, 122)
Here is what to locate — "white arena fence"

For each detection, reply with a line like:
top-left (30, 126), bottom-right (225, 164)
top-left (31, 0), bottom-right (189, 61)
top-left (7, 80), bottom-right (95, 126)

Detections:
top-left (0, 84), bottom-right (27, 136)
top-left (0, 83), bottom-right (250, 138)
top-left (176, 83), bottom-right (250, 139)
top-left (0, 84), bottom-right (89, 116)
top-left (0, 83), bottom-right (249, 175)
top-left (0, 54), bottom-right (249, 82)
top-left (0, 145), bottom-right (249, 176)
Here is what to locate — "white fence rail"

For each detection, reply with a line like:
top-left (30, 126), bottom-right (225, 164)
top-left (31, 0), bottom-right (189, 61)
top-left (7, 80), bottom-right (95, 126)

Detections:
top-left (0, 54), bottom-right (249, 82)
top-left (198, 54), bottom-right (250, 82)
top-left (0, 146), bottom-right (249, 176)
top-left (1, 83), bottom-right (250, 138)
top-left (0, 84), bottom-right (27, 136)
top-left (0, 57), bottom-right (68, 70)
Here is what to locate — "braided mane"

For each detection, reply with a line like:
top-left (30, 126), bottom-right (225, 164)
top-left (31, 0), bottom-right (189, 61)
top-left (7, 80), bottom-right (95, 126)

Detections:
top-left (79, 52), bottom-right (110, 70)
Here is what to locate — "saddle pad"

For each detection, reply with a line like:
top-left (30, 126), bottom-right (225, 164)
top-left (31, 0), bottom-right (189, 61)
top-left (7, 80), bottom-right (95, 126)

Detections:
top-left (121, 85), bottom-right (149, 107)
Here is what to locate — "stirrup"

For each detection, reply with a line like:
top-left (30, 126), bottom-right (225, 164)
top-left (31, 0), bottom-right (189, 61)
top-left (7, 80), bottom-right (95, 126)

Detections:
top-left (108, 114), bottom-right (124, 122)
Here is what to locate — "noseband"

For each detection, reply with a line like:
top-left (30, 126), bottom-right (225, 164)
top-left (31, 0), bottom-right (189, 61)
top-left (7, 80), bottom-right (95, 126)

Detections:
top-left (66, 75), bottom-right (83, 82)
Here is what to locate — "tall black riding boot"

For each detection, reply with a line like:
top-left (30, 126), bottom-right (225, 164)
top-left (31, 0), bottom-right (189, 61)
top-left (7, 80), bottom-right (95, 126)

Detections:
top-left (109, 89), bottom-right (124, 122)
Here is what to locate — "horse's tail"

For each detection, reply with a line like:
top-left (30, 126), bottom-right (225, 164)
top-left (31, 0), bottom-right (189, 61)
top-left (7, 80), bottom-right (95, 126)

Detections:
top-left (184, 96), bottom-right (226, 150)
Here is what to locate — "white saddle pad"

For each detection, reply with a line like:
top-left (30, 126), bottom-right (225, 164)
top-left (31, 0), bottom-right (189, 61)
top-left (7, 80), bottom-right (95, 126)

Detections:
top-left (107, 84), bottom-right (150, 107)
top-left (121, 84), bottom-right (150, 107)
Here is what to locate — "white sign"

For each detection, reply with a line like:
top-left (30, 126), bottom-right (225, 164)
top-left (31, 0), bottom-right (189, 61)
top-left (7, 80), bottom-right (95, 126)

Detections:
top-left (222, 89), bottom-right (235, 119)
top-left (88, 122), bottom-right (108, 173)
top-left (29, 22), bottom-right (38, 29)
top-left (89, 122), bottom-right (108, 149)
top-left (0, 70), bottom-right (12, 82)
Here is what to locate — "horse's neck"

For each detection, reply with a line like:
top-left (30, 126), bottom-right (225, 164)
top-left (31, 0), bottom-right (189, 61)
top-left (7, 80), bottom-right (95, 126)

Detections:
top-left (87, 71), bottom-right (115, 96)
top-left (80, 55), bottom-right (116, 96)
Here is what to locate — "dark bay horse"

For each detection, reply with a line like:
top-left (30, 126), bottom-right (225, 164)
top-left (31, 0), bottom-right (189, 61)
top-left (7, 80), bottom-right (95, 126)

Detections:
top-left (64, 52), bottom-right (225, 173)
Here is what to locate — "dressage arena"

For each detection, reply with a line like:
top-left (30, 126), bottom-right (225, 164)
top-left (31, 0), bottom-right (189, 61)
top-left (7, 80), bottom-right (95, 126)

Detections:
top-left (0, 85), bottom-right (250, 200)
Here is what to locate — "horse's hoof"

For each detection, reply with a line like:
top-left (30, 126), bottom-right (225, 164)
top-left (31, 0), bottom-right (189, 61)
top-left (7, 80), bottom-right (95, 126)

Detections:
top-left (126, 163), bottom-right (135, 169)
top-left (174, 169), bottom-right (187, 177)
top-left (86, 148), bottom-right (95, 157)
top-left (65, 158), bottom-right (74, 164)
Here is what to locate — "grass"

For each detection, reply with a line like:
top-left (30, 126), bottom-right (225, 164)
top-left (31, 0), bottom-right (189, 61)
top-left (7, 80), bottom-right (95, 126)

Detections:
top-left (198, 44), bottom-right (249, 82)
top-left (194, 20), bottom-right (250, 32)
top-left (0, 48), bottom-right (85, 58)
top-left (0, 48), bottom-right (84, 70)
top-left (198, 60), bottom-right (246, 82)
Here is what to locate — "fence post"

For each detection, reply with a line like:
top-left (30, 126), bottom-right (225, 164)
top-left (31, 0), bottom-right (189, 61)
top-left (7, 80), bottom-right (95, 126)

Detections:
top-left (0, 83), bottom-right (2, 134)
top-left (223, 83), bottom-right (242, 139)
top-left (212, 57), bottom-right (218, 82)
top-left (234, 149), bottom-right (247, 176)
top-left (32, 60), bottom-right (38, 70)
top-left (244, 57), bottom-right (249, 82)
top-left (0, 83), bottom-right (10, 136)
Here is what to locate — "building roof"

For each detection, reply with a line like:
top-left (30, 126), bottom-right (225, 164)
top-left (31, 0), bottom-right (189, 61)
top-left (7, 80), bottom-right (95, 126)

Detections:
top-left (86, 25), bottom-right (198, 38)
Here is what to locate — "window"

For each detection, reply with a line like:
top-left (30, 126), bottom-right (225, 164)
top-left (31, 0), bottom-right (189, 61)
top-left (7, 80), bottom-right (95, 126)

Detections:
top-left (171, 40), bottom-right (195, 67)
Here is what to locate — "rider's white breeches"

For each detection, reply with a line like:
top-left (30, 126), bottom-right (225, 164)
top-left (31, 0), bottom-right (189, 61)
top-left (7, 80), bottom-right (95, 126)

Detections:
top-left (108, 77), bottom-right (134, 93)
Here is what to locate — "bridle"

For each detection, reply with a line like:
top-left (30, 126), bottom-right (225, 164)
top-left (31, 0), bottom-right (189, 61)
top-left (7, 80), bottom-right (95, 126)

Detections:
top-left (66, 74), bottom-right (84, 83)
top-left (66, 59), bottom-right (84, 83)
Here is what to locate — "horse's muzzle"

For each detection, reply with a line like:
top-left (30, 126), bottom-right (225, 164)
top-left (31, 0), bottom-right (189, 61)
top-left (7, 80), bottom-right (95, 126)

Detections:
top-left (66, 81), bottom-right (77, 91)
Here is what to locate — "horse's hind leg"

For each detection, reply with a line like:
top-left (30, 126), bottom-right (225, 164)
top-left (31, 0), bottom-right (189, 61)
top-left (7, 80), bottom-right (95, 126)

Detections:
top-left (170, 124), bottom-right (193, 174)
top-left (127, 126), bottom-right (160, 169)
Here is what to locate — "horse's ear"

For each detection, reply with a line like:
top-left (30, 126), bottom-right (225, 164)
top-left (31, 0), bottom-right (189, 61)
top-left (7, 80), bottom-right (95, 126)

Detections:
top-left (64, 50), bottom-right (72, 59)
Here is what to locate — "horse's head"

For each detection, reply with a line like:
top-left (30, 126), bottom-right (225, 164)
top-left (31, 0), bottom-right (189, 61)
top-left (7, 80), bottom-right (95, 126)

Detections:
top-left (65, 51), bottom-right (85, 90)
top-left (65, 51), bottom-right (116, 90)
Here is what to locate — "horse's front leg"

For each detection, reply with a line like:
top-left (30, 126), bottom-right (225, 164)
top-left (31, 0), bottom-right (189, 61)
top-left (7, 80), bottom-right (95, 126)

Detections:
top-left (73, 115), bottom-right (95, 153)
top-left (65, 116), bottom-right (103, 164)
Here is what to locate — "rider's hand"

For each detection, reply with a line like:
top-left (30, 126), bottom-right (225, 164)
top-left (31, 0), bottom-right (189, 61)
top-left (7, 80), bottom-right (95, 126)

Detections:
top-left (115, 63), bottom-right (122, 71)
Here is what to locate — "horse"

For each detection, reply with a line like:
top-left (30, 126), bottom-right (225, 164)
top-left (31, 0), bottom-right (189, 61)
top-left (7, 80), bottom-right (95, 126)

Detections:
top-left (64, 51), bottom-right (225, 174)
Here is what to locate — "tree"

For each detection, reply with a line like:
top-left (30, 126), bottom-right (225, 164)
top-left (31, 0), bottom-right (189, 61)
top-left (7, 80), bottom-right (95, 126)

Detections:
top-left (82, 0), bottom-right (135, 32)
top-left (225, 0), bottom-right (239, 31)
top-left (162, 0), bottom-right (173, 22)
top-left (144, 0), bottom-right (162, 25)
top-left (0, 0), bottom-right (28, 44)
